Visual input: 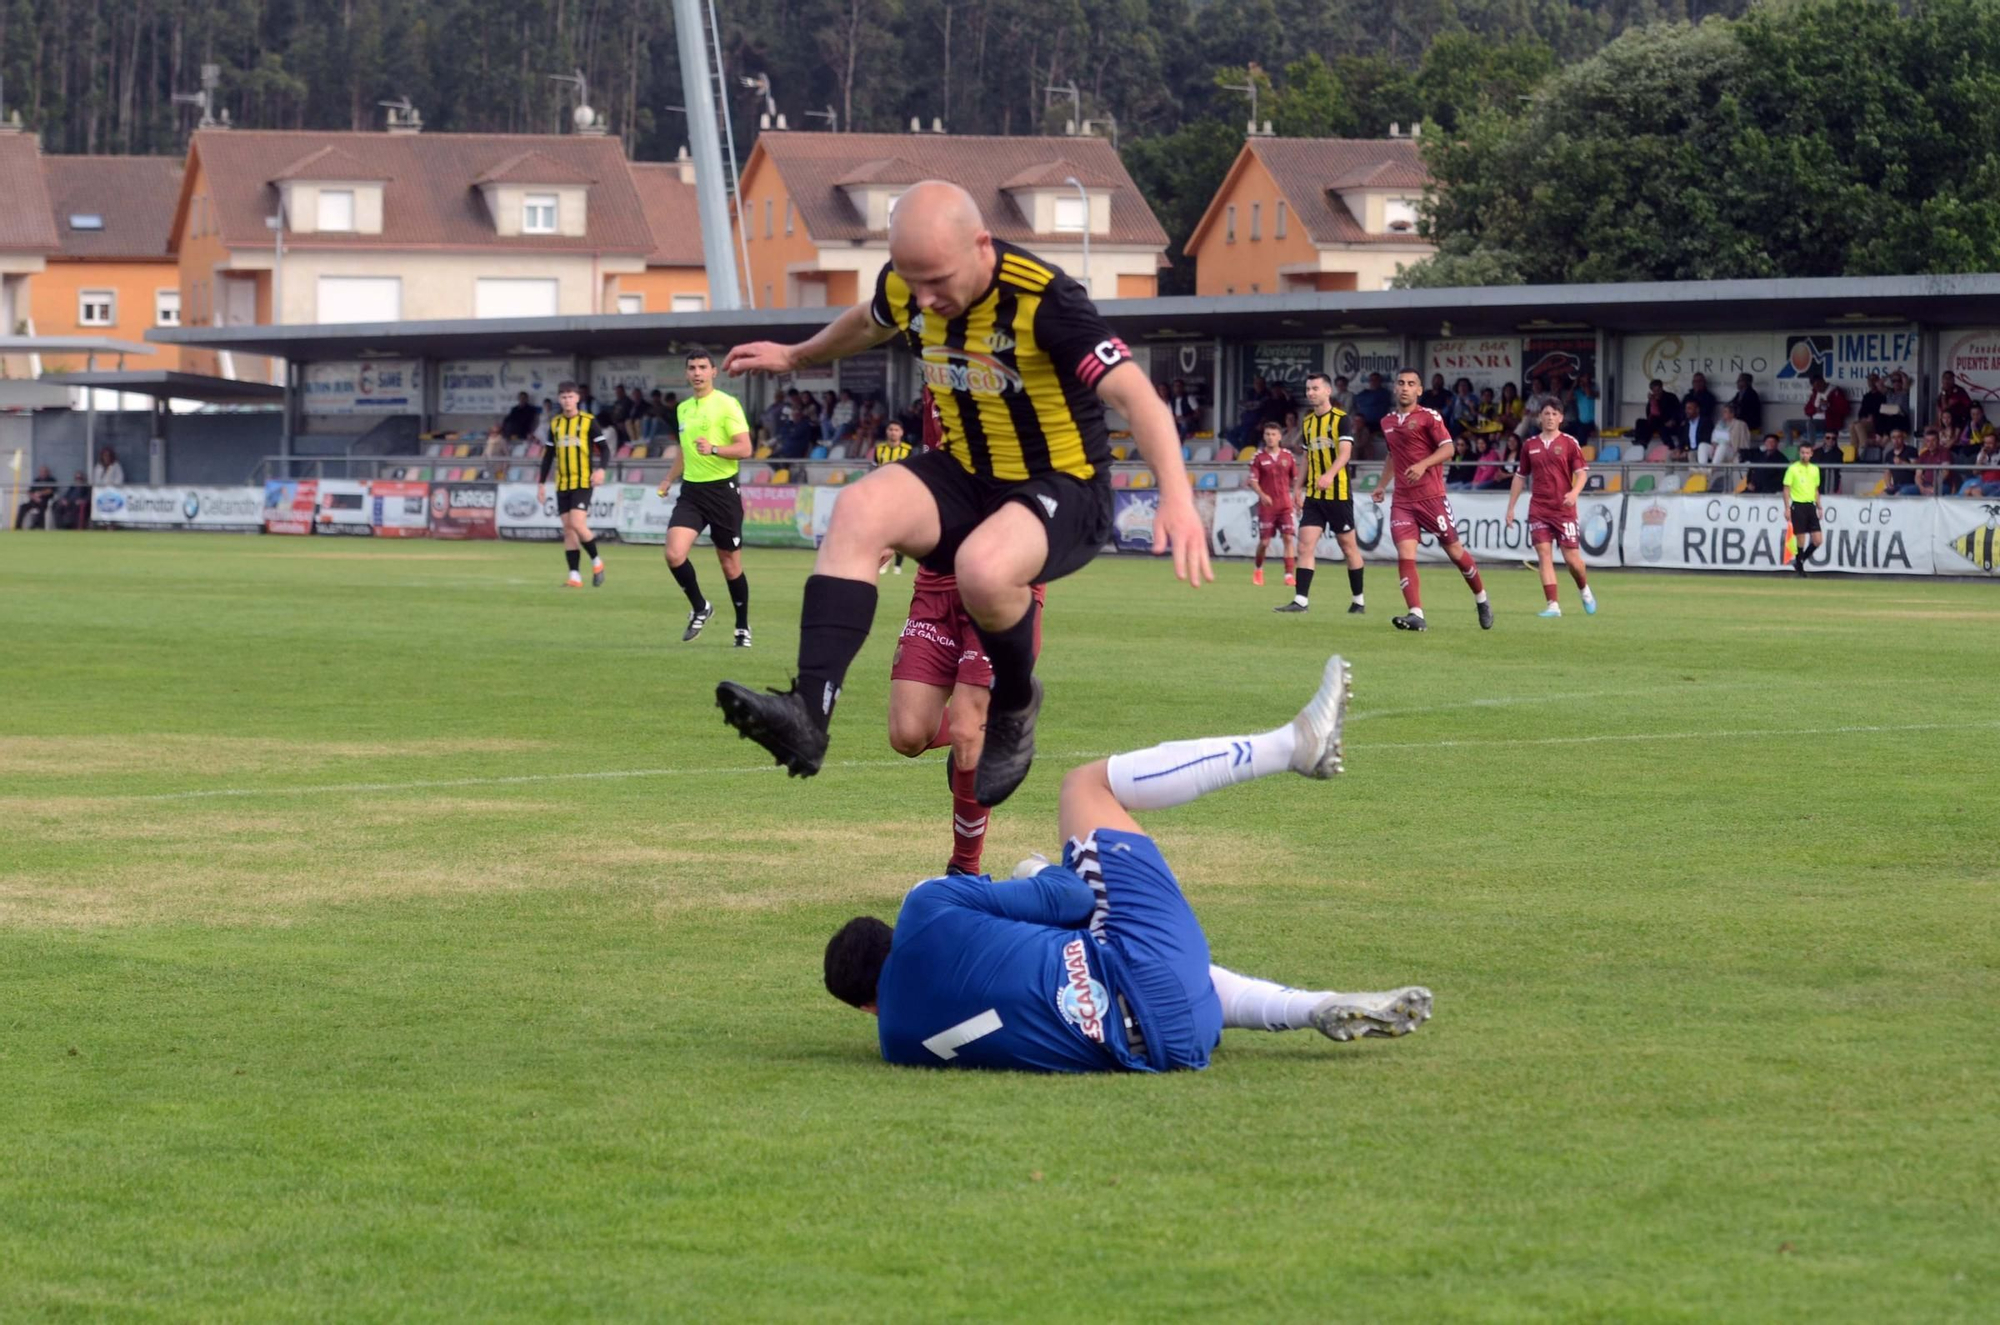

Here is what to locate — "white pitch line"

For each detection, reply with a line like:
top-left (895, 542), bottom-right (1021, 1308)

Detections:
top-left (38, 720), bottom-right (1992, 805)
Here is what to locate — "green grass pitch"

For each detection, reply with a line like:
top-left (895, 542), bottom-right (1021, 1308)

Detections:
top-left (2, 532), bottom-right (1996, 1321)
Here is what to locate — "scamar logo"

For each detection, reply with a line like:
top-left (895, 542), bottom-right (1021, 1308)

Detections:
top-left (503, 492), bottom-right (539, 519)
top-left (430, 488), bottom-right (448, 517)
top-left (1054, 938), bottom-right (1107, 1043)
top-left (919, 347), bottom-right (1024, 396)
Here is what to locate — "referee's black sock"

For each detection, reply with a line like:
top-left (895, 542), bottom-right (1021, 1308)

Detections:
top-left (581, 537), bottom-right (600, 562)
top-left (726, 573), bottom-right (749, 630)
top-left (1295, 567), bottom-right (1314, 601)
top-left (976, 599), bottom-right (1041, 713)
top-left (796, 574), bottom-right (878, 724)
top-left (1348, 565), bottom-right (1365, 598)
top-left (565, 548), bottom-right (581, 574)
top-left (670, 558), bottom-right (705, 611)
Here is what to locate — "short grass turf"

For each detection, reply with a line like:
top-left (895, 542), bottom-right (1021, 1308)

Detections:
top-left (1, 531), bottom-right (1996, 1323)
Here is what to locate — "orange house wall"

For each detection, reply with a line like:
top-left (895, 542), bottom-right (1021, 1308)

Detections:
top-left (175, 155), bottom-right (232, 378)
top-left (1189, 152), bottom-right (1325, 297)
top-left (31, 259), bottom-right (182, 371)
top-left (617, 265), bottom-right (711, 311)
top-left (733, 152), bottom-right (828, 309)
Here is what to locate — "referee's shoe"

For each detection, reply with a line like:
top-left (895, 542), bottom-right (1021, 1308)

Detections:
top-left (715, 680), bottom-right (828, 778)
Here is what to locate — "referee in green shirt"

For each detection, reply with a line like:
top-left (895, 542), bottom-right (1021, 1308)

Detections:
top-left (659, 350), bottom-right (755, 644)
top-left (1783, 443), bottom-right (1824, 575)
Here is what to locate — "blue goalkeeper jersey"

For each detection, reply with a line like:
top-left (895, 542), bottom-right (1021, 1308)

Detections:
top-left (875, 871), bottom-right (1133, 1073)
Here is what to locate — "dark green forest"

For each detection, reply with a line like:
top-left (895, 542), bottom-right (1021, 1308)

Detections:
top-left (10, 0), bottom-right (1996, 287)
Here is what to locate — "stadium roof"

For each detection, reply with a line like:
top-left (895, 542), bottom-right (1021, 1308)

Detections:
top-left (40, 370), bottom-right (285, 405)
top-left (149, 273), bottom-right (2000, 364)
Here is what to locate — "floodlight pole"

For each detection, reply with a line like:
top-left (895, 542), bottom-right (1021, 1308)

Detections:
top-left (672, 0), bottom-right (744, 310)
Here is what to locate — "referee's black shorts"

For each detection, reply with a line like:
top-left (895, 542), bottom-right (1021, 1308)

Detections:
top-left (1300, 495), bottom-right (1355, 536)
top-left (1790, 500), bottom-right (1821, 535)
top-left (900, 446), bottom-right (1113, 583)
top-left (670, 477), bottom-right (744, 551)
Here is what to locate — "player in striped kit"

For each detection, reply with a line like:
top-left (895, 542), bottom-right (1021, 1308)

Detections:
top-left (1276, 372), bottom-right (1366, 614)
top-left (534, 382), bottom-right (612, 588)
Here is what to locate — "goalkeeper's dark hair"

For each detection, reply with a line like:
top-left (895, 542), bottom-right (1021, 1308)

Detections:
top-left (824, 916), bottom-right (894, 1008)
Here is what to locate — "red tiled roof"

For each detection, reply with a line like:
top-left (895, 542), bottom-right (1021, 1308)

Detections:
top-left (627, 162), bottom-right (704, 266)
top-left (176, 130), bottom-right (654, 254)
top-left (749, 132), bottom-right (1167, 248)
top-left (43, 154), bottom-right (182, 259)
top-left (272, 145), bottom-right (382, 182)
top-left (473, 150), bottom-right (597, 186)
top-left (1247, 138), bottom-right (1430, 246)
top-left (998, 159), bottom-right (1117, 190)
top-left (0, 134), bottom-right (59, 251)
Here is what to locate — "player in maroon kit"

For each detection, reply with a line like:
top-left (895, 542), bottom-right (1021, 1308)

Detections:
top-left (884, 392), bottom-right (1047, 875)
top-left (1371, 368), bottom-right (1493, 632)
top-left (1248, 421), bottom-right (1299, 588)
top-left (1505, 401), bottom-right (1599, 618)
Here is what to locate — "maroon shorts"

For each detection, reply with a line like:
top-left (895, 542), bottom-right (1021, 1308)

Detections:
top-left (1389, 496), bottom-right (1460, 546)
top-left (890, 572), bottom-right (1046, 691)
top-left (1257, 503), bottom-right (1298, 541)
top-left (1527, 509), bottom-right (1580, 550)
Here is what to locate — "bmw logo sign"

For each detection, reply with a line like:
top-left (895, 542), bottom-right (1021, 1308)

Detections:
top-left (182, 491), bottom-right (202, 520)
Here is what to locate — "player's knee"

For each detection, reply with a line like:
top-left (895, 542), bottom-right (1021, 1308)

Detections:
top-left (887, 719), bottom-right (931, 759)
top-left (1062, 759), bottom-right (1111, 803)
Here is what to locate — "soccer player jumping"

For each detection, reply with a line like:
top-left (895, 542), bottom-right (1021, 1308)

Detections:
top-left (823, 654), bottom-right (1433, 1073)
top-left (1505, 401), bottom-right (1598, 617)
top-left (1372, 368), bottom-right (1493, 632)
top-left (716, 181), bottom-right (1210, 807)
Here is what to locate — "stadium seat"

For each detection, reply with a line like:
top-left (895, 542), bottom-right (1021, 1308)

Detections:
top-left (1644, 442), bottom-right (1670, 462)
top-left (1191, 444), bottom-right (1215, 463)
top-left (1196, 472), bottom-right (1218, 489)
top-left (746, 465), bottom-right (774, 483)
top-left (1865, 474), bottom-right (1887, 496)
top-left (1598, 443), bottom-right (1620, 462)
top-left (1580, 445), bottom-right (1596, 462)
top-left (1683, 473), bottom-right (1709, 493)
top-left (771, 467), bottom-right (790, 484)
top-left (615, 442), bottom-right (633, 459)
top-left (1632, 473), bottom-right (1656, 493)
top-left (424, 442), bottom-right (444, 457)
top-left (1130, 472), bottom-right (1155, 489)
top-left (1605, 474), bottom-right (1621, 492)
top-left (1583, 473), bottom-right (1607, 491)
top-left (1111, 470), bottom-right (1131, 488)
top-left (809, 445), bottom-right (829, 460)
top-left (1356, 471), bottom-right (1380, 491)
top-left (1841, 443), bottom-right (1857, 462)
top-left (1215, 444), bottom-right (1236, 462)
top-left (1180, 444), bottom-right (1193, 462)
top-left (631, 445), bottom-right (649, 459)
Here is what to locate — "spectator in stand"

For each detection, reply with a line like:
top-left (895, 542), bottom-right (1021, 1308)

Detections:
top-left (15, 465), bottom-right (56, 528)
top-left (643, 389), bottom-right (670, 442)
top-left (1450, 378), bottom-right (1480, 436)
top-left (501, 391), bottom-right (542, 440)
top-left (829, 389), bottom-right (858, 442)
top-left (1331, 374), bottom-right (1355, 414)
top-left (1938, 408), bottom-right (1965, 455)
top-left (91, 445), bottom-right (124, 488)
top-left (1168, 377), bottom-right (1202, 440)
top-left (897, 393), bottom-right (924, 440)
top-left (851, 401), bottom-right (886, 452)
top-left (1811, 432), bottom-right (1844, 494)
top-left (1516, 376), bottom-right (1558, 438)
top-left (1855, 372), bottom-right (1885, 452)
top-left (1496, 381), bottom-right (1524, 436)
top-left (1948, 415), bottom-right (1980, 492)
top-left (1472, 386), bottom-right (1503, 441)
top-left (1351, 372), bottom-right (1391, 450)
top-left (775, 399), bottom-right (815, 459)
top-left (1967, 401), bottom-right (1995, 448)
top-left (1876, 370), bottom-right (1912, 438)
top-left (1569, 374), bottom-right (1599, 446)
top-left (49, 471), bottom-right (89, 529)
top-left (1967, 434), bottom-right (2000, 496)
top-left (1806, 373), bottom-right (1850, 445)
top-left (1683, 373), bottom-right (1717, 425)
top-left (1260, 381), bottom-right (1295, 435)
top-left (1472, 436), bottom-right (1513, 490)
top-left (1745, 434), bottom-right (1788, 493)
top-left (817, 390), bottom-right (842, 442)
top-left (1915, 427), bottom-right (1950, 497)
top-left (1883, 428), bottom-right (1920, 495)
top-left (1673, 398), bottom-right (1710, 463)
top-left (1700, 401), bottom-right (1748, 469)
top-left (1444, 435), bottom-right (1478, 490)
top-left (1937, 370), bottom-right (1974, 426)
top-left (763, 391), bottom-right (792, 442)
top-left (1728, 372), bottom-right (1764, 432)
top-left (1420, 373), bottom-right (1452, 414)
top-left (1634, 379), bottom-right (1681, 445)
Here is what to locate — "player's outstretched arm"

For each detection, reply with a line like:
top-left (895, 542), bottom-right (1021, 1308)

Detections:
top-left (723, 304), bottom-right (895, 377)
top-left (1098, 361), bottom-right (1214, 586)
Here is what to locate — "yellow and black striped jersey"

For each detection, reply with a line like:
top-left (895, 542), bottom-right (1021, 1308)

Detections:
top-left (539, 412), bottom-right (612, 491)
top-left (873, 438), bottom-right (914, 467)
top-left (1300, 407), bottom-right (1354, 500)
top-left (869, 238), bottom-right (1127, 483)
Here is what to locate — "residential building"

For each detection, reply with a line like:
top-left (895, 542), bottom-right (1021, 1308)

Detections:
top-left (0, 129), bottom-right (57, 374)
top-left (620, 155), bottom-right (710, 314)
top-left (733, 131), bottom-right (1168, 308)
top-left (34, 154), bottom-right (183, 371)
top-left (168, 128), bottom-right (658, 377)
top-left (1184, 137), bottom-right (1435, 296)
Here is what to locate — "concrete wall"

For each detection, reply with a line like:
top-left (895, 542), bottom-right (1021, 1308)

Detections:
top-left (270, 249), bottom-right (642, 323)
top-left (31, 409), bottom-right (283, 486)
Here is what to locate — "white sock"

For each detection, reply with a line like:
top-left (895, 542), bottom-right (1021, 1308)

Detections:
top-left (1293, 593), bottom-right (1309, 606)
top-left (1352, 593), bottom-right (1364, 605)
top-left (1107, 725), bottom-right (1298, 811)
top-left (1581, 586), bottom-right (1595, 602)
top-left (1410, 605), bottom-right (1425, 619)
top-left (1474, 589), bottom-right (1489, 604)
top-left (1210, 966), bottom-right (1330, 1031)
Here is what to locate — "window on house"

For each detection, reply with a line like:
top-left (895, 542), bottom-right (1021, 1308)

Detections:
top-left (155, 289), bottom-right (181, 327)
top-left (1226, 204), bottom-right (1236, 243)
top-left (1276, 201), bottom-right (1288, 239)
top-left (69, 213), bottom-right (104, 231)
top-left (671, 293), bottom-right (707, 313)
top-left (1053, 195), bottom-right (1087, 233)
top-left (523, 193), bottom-right (559, 234)
top-left (79, 289), bottom-right (116, 326)
top-left (616, 293), bottom-right (643, 315)
top-left (474, 278), bottom-right (559, 319)
top-left (764, 198), bottom-right (774, 238)
top-left (785, 200), bottom-right (795, 235)
top-left (1251, 202), bottom-right (1262, 241)
top-left (886, 192), bottom-right (904, 223)
top-left (317, 189), bottom-right (356, 232)
top-left (1385, 198), bottom-right (1419, 233)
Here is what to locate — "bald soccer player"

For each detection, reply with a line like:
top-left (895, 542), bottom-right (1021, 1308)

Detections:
top-left (717, 181), bottom-right (1211, 807)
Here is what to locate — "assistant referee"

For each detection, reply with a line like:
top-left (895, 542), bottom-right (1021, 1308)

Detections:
top-left (716, 181), bottom-right (1211, 808)
top-left (660, 350), bottom-right (754, 644)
